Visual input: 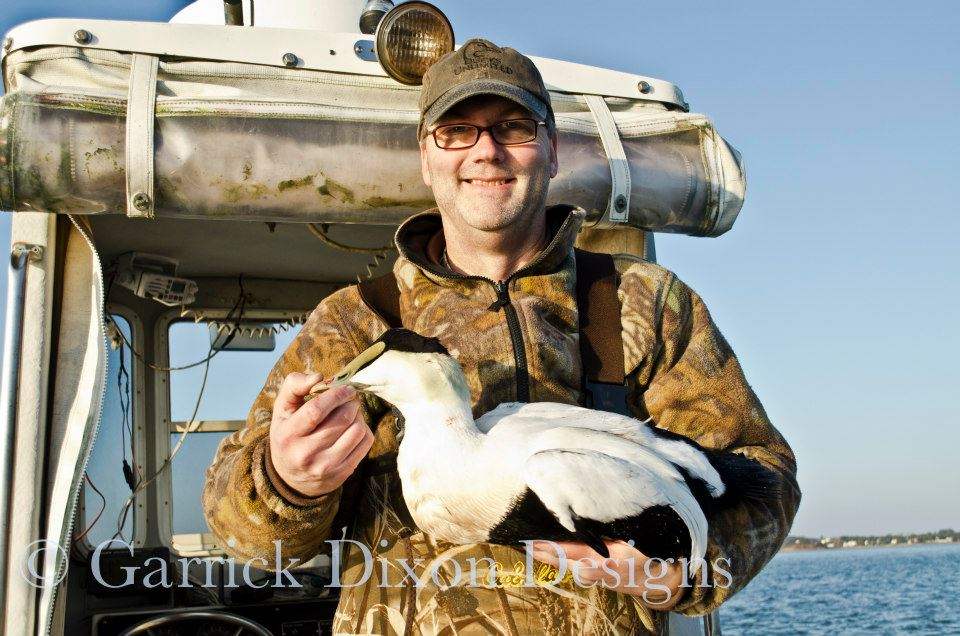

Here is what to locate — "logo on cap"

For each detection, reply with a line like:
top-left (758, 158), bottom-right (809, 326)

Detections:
top-left (453, 40), bottom-right (514, 76)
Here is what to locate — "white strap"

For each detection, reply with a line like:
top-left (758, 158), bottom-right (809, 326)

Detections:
top-left (125, 53), bottom-right (159, 219)
top-left (585, 94), bottom-right (631, 223)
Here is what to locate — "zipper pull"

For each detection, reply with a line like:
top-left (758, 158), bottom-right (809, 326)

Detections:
top-left (487, 281), bottom-right (511, 311)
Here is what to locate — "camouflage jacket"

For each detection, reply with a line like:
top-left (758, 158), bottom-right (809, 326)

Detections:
top-left (203, 205), bottom-right (800, 635)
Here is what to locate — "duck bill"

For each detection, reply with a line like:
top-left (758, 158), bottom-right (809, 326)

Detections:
top-left (312, 340), bottom-right (386, 393)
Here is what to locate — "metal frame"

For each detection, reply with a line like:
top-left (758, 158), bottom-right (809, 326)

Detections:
top-left (1, 18), bottom-right (687, 107)
top-left (154, 307), bottom-right (309, 554)
top-left (430, 118), bottom-right (546, 149)
top-left (0, 242), bottom-right (42, 631)
top-left (77, 305), bottom-right (150, 550)
top-left (118, 308), bottom-right (151, 549)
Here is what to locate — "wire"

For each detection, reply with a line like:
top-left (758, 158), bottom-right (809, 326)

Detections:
top-left (96, 260), bottom-right (305, 545)
top-left (73, 473), bottom-right (106, 548)
top-left (306, 223), bottom-right (394, 283)
top-left (116, 330), bottom-right (137, 485)
top-left (106, 278), bottom-right (247, 544)
top-left (105, 313), bottom-right (221, 372)
top-left (74, 320), bottom-right (137, 549)
top-left (93, 255), bottom-right (248, 543)
top-left (109, 317), bottom-right (217, 544)
top-left (104, 273), bottom-right (247, 371)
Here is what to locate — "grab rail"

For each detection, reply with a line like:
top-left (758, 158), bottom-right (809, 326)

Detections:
top-left (0, 242), bottom-right (42, 631)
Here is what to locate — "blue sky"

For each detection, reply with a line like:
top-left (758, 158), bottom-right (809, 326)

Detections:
top-left (2, 1), bottom-right (958, 538)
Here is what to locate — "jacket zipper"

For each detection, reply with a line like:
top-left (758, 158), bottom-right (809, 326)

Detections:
top-left (491, 281), bottom-right (529, 402)
top-left (42, 217), bottom-right (110, 636)
top-left (404, 210), bottom-right (578, 406)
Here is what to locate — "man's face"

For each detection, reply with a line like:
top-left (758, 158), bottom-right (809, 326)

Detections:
top-left (419, 94), bottom-right (558, 233)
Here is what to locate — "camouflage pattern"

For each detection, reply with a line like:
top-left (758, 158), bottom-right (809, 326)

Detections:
top-left (203, 206), bottom-right (801, 635)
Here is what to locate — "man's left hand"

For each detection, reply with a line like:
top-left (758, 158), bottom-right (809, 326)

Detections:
top-left (530, 540), bottom-right (687, 610)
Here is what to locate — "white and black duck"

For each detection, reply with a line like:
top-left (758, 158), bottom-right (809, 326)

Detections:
top-left (317, 328), bottom-right (780, 566)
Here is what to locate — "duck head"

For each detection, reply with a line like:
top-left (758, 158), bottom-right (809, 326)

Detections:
top-left (316, 328), bottom-right (472, 413)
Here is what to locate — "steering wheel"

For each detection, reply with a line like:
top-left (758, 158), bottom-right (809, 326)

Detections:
top-left (117, 610), bottom-right (273, 636)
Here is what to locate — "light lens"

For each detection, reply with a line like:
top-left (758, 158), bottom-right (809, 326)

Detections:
top-left (375, 1), bottom-right (454, 85)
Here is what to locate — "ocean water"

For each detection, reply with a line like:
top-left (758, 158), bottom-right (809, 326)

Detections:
top-left (719, 543), bottom-right (960, 635)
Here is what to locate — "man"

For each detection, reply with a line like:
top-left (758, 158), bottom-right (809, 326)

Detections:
top-left (204, 39), bottom-right (800, 634)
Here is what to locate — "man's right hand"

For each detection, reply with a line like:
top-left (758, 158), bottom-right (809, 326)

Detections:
top-left (269, 372), bottom-right (374, 498)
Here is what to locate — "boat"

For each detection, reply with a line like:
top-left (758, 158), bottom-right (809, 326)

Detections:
top-left (0, 1), bottom-right (742, 633)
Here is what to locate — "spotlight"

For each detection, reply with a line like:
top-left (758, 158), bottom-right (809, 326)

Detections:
top-left (374, 1), bottom-right (454, 85)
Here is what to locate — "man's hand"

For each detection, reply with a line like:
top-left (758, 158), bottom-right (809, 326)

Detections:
top-left (269, 372), bottom-right (374, 498)
top-left (531, 540), bottom-right (686, 610)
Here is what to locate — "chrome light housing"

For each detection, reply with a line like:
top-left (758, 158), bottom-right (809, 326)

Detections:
top-left (359, 0), bottom-right (394, 34)
top-left (374, 1), bottom-right (454, 86)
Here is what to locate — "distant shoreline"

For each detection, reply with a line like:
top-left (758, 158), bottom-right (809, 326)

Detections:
top-left (781, 529), bottom-right (958, 552)
top-left (781, 537), bottom-right (958, 553)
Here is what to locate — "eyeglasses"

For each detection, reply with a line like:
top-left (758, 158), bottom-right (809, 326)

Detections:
top-left (430, 118), bottom-right (545, 149)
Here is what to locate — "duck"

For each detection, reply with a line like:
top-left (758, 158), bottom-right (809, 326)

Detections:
top-left (313, 328), bottom-right (780, 569)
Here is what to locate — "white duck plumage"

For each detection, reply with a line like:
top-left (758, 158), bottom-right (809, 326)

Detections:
top-left (321, 328), bottom-right (776, 569)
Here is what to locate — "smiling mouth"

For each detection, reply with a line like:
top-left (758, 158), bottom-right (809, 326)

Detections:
top-left (463, 178), bottom-right (516, 186)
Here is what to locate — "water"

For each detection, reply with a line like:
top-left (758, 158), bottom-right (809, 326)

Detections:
top-left (720, 543), bottom-right (960, 635)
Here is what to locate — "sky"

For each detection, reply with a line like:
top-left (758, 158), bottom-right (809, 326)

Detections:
top-left (1, 0), bottom-right (959, 539)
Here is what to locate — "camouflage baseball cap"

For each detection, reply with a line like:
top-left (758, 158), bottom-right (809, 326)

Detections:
top-left (418, 38), bottom-right (554, 139)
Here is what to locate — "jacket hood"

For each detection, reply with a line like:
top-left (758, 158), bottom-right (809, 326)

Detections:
top-left (393, 204), bottom-right (586, 282)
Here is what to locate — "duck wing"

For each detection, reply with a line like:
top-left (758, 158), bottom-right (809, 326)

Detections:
top-left (515, 426), bottom-right (708, 566)
top-left (478, 402), bottom-right (630, 434)
top-left (481, 402), bottom-right (725, 499)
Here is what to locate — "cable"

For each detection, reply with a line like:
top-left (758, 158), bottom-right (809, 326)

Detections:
top-left (306, 223), bottom-right (394, 283)
top-left (72, 473), bottom-right (106, 556)
top-left (104, 274), bottom-right (247, 371)
top-left (109, 320), bottom-right (216, 544)
top-left (116, 332), bottom-right (138, 487)
top-left (74, 319), bottom-right (137, 549)
top-left (96, 264), bottom-right (303, 544)
top-left (95, 256), bottom-right (248, 543)
top-left (105, 313), bottom-right (222, 372)
top-left (107, 279), bottom-right (247, 544)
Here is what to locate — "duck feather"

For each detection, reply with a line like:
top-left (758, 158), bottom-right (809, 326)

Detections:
top-left (515, 426), bottom-right (709, 565)
top-left (479, 402), bottom-right (725, 498)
